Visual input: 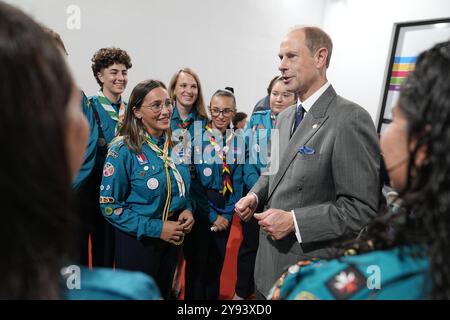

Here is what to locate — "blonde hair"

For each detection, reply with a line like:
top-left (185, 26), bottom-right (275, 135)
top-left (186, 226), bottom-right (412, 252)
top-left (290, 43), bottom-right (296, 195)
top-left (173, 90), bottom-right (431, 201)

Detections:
top-left (168, 68), bottom-right (208, 119)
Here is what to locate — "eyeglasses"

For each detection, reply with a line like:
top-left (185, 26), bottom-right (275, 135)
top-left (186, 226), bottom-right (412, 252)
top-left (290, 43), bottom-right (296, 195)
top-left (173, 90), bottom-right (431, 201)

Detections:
top-left (141, 99), bottom-right (173, 113)
top-left (210, 107), bottom-right (234, 117)
top-left (271, 91), bottom-right (295, 99)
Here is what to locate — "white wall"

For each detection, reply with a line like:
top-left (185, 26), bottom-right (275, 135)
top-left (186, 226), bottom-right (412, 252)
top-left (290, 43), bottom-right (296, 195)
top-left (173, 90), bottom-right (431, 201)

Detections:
top-left (6, 0), bottom-right (450, 123)
top-left (7, 0), bottom-right (325, 116)
top-left (323, 0), bottom-right (450, 125)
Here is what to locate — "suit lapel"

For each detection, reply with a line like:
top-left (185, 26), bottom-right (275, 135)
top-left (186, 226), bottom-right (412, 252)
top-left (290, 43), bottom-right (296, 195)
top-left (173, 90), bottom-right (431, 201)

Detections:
top-left (268, 86), bottom-right (336, 198)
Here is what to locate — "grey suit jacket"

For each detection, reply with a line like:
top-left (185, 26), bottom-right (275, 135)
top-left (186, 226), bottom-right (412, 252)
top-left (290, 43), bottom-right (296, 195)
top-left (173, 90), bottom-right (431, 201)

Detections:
top-left (251, 85), bottom-right (381, 297)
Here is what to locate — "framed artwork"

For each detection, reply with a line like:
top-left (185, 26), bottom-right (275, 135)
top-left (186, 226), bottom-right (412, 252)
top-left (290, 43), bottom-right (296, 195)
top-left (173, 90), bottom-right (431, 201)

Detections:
top-left (377, 17), bottom-right (450, 133)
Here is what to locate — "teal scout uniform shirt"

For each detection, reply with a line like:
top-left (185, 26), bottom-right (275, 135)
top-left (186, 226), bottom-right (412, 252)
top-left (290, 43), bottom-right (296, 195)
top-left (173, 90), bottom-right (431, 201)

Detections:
top-left (170, 106), bottom-right (208, 213)
top-left (269, 246), bottom-right (429, 300)
top-left (72, 91), bottom-right (99, 189)
top-left (245, 109), bottom-right (276, 188)
top-left (89, 93), bottom-right (128, 175)
top-left (99, 136), bottom-right (192, 240)
top-left (194, 126), bottom-right (247, 224)
top-left (64, 267), bottom-right (161, 300)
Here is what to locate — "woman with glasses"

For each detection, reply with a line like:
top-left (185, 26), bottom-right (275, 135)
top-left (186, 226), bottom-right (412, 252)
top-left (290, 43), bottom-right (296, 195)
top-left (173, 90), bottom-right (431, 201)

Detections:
top-left (99, 79), bottom-right (194, 299)
top-left (184, 89), bottom-right (247, 299)
top-left (233, 76), bottom-right (297, 300)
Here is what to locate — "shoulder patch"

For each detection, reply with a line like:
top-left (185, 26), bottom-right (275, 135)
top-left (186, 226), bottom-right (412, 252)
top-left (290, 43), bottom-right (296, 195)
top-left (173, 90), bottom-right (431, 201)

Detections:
top-left (103, 162), bottom-right (115, 177)
top-left (325, 265), bottom-right (366, 300)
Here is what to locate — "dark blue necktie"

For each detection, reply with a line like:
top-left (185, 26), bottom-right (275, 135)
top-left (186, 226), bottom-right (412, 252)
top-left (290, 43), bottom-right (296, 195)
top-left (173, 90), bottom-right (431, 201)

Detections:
top-left (291, 104), bottom-right (305, 136)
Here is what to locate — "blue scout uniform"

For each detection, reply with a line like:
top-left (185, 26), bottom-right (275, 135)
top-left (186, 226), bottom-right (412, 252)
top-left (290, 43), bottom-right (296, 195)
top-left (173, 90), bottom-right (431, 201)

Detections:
top-left (73, 91), bottom-right (98, 189)
top-left (245, 109), bottom-right (277, 187)
top-left (195, 129), bottom-right (244, 224)
top-left (170, 106), bottom-right (208, 212)
top-left (64, 267), bottom-right (161, 300)
top-left (99, 136), bottom-right (192, 238)
top-left (90, 92), bottom-right (127, 173)
top-left (171, 107), bottom-right (212, 300)
top-left (184, 124), bottom-right (248, 300)
top-left (99, 135), bottom-right (192, 299)
top-left (268, 246), bottom-right (429, 300)
top-left (75, 91), bottom-right (127, 267)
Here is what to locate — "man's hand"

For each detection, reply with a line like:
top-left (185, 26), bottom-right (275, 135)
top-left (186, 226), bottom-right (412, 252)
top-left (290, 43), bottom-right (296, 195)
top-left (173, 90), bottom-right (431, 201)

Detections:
top-left (235, 193), bottom-right (258, 222)
top-left (178, 209), bottom-right (194, 234)
top-left (254, 208), bottom-right (295, 240)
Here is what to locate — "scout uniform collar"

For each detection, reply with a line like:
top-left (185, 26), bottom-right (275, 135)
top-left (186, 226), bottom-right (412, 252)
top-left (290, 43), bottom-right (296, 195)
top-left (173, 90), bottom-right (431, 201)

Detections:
top-left (97, 89), bottom-right (126, 134)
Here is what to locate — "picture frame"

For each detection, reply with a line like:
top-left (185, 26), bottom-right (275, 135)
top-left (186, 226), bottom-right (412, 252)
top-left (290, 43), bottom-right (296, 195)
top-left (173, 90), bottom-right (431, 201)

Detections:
top-left (377, 17), bottom-right (450, 133)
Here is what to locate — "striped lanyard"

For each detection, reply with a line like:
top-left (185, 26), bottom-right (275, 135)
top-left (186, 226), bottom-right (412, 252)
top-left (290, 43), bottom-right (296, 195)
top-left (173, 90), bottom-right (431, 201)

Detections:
top-left (145, 133), bottom-right (186, 219)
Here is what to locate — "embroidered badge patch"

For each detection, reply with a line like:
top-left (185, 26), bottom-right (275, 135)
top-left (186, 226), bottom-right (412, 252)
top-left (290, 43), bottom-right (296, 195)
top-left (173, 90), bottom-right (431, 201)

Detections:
top-left (325, 265), bottom-right (366, 300)
top-left (147, 178), bottom-right (159, 190)
top-left (107, 150), bottom-right (119, 159)
top-left (294, 291), bottom-right (318, 300)
top-left (103, 162), bottom-right (115, 177)
top-left (136, 153), bottom-right (148, 165)
top-left (99, 196), bottom-right (115, 204)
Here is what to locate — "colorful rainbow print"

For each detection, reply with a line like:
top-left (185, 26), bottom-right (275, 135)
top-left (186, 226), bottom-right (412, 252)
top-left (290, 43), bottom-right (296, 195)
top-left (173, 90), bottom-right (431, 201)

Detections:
top-left (389, 56), bottom-right (417, 91)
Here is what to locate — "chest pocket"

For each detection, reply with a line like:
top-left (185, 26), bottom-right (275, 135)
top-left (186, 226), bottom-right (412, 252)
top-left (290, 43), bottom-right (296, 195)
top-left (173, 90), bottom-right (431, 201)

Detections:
top-left (196, 162), bottom-right (215, 188)
top-left (132, 162), bottom-right (165, 199)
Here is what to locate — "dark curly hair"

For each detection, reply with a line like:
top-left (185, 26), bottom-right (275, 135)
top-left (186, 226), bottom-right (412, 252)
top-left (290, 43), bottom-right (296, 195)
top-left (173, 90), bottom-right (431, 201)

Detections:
top-left (91, 47), bottom-right (132, 87)
top-left (338, 40), bottom-right (450, 299)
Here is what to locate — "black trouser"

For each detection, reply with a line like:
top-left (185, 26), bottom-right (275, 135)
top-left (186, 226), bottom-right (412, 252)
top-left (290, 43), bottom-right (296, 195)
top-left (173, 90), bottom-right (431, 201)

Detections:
top-left (74, 163), bottom-right (115, 267)
top-left (184, 212), bottom-right (232, 300)
top-left (114, 228), bottom-right (181, 299)
top-left (235, 216), bottom-right (259, 298)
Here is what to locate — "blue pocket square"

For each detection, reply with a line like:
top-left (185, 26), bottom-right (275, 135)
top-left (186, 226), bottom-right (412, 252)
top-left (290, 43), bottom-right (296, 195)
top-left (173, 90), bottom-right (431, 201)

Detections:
top-left (298, 146), bottom-right (315, 154)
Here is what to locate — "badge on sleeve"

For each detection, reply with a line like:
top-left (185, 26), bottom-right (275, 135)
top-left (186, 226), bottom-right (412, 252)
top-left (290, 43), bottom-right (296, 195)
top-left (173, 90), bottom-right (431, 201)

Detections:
top-left (203, 167), bottom-right (212, 177)
top-left (147, 178), bottom-right (159, 190)
top-left (107, 150), bottom-right (119, 159)
top-left (103, 162), bottom-right (115, 177)
top-left (325, 265), bottom-right (366, 300)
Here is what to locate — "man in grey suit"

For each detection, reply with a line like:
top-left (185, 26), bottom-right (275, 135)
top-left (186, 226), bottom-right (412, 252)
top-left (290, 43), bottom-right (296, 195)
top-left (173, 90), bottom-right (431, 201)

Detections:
top-left (235, 26), bottom-right (381, 299)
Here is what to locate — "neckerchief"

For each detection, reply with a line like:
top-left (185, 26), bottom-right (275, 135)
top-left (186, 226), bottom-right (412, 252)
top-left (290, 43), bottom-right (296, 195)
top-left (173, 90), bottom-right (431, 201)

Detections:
top-left (97, 90), bottom-right (126, 134)
top-left (205, 123), bottom-right (234, 198)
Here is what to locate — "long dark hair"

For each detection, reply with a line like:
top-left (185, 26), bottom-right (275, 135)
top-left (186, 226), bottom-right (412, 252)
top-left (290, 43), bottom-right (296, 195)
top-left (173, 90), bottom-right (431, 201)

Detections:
top-left (398, 40), bottom-right (450, 299)
top-left (340, 40), bottom-right (450, 299)
top-left (0, 2), bottom-right (75, 299)
top-left (116, 79), bottom-right (172, 153)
